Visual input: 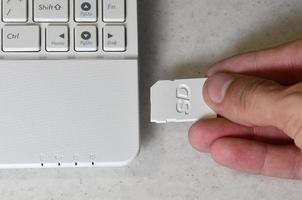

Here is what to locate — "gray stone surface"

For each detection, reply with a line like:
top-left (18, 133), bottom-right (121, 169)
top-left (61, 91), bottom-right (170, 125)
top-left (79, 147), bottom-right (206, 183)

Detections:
top-left (1, 0), bottom-right (302, 199)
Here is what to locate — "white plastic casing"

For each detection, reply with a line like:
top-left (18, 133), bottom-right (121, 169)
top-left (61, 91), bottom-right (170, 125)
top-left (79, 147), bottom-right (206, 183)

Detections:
top-left (0, 60), bottom-right (139, 168)
top-left (0, 0), bottom-right (139, 168)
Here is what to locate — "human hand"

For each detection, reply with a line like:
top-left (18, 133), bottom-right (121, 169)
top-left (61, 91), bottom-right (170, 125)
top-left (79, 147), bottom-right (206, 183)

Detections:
top-left (189, 40), bottom-right (302, 179)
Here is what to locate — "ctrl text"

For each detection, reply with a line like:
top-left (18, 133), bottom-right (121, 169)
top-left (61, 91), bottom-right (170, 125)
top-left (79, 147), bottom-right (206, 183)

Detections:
top-left (6, 33), bottom-right (20, 39)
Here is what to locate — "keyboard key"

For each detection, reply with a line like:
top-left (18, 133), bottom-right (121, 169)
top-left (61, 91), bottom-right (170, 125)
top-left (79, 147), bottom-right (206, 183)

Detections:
top-left (2, 0), bottom-right (28, 22)
top-left (33, 0), bottom-right (69, 22)
top-left (46, 25), bottom-right (69, 52)
top-left (74, 0), bottom-right (97, 22)
top-left (103, 0), bottom-right (125, 22)
top-left (75, 26), bottom-right (97, 52)
top-left (103, 26), bottom-right (126, 52)
top-left (2, 25), bottom-right (40, 52)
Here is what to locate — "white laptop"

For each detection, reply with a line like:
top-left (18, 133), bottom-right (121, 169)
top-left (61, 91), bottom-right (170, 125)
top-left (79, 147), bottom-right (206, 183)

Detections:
top-left (0, 0), bottom-right (139, 168)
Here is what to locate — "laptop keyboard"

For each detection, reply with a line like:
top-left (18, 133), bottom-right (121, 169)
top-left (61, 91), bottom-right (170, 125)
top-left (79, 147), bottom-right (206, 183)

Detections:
top-left (1, 0), bottom-right (127, 53)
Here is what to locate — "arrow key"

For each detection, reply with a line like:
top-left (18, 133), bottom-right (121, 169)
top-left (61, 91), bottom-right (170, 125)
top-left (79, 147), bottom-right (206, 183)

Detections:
top-left (46, 25), bottom-right (69, 52)
top-left (75, 26), bottom-right (97, 52)
top-left (75, 0), bottom-right (97, 22)
top-left (103, 26), bottom-right (126, 52)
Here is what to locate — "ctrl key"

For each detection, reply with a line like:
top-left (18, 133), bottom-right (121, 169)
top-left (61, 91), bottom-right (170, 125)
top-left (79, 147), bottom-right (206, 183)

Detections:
top-left (2, 25), bottom-right (41, 52)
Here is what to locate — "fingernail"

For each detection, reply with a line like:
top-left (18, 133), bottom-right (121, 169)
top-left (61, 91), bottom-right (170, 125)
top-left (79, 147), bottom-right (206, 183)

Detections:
top-left (205, 73), bottom-right (234, 104)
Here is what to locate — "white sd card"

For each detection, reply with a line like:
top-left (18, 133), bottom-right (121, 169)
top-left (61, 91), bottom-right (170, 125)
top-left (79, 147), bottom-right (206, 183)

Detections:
top-left (151, 78), bottom-right (216, 123)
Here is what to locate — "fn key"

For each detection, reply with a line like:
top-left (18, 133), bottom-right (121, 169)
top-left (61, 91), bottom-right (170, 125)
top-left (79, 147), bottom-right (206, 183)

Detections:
top-left (2, 25), bottom-right (40, 52)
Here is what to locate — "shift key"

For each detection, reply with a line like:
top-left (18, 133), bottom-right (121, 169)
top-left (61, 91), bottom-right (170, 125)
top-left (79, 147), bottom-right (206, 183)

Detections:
top-left (2, 25), bottom-right (40, 52)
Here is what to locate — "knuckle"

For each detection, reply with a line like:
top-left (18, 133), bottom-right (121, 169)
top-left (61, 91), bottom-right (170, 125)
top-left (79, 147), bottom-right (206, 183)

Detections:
top-left (278, 84), bottom-right (302, 142)
top-left (234, 78), bottom-right (277, 113)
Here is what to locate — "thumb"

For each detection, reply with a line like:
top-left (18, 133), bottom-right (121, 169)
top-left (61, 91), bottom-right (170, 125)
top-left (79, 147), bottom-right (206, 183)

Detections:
top-left (203, 73), bottom-right (302, 148)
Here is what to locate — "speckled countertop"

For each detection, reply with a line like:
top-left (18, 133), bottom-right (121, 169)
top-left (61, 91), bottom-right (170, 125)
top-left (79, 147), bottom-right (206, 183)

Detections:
top-left (1, 0), bottom-right (302, 199)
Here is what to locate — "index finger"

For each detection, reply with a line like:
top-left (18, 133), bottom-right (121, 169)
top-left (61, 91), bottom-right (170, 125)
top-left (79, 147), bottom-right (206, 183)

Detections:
top-left (207, 40), bottom-right (302, 84)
